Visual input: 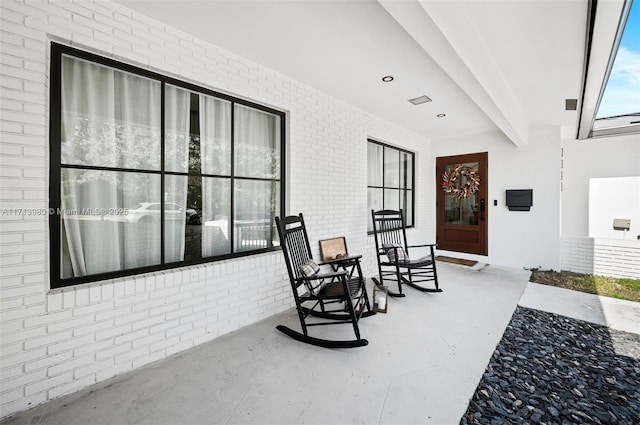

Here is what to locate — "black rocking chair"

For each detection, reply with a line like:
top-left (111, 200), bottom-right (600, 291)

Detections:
top-left (275, 213), bottom-right (375, 348)
top-left (371, 209), bottom-right (442, 297)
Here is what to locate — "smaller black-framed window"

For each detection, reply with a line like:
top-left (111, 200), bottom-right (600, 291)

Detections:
top-left (367, 139), bottom-right (415, 232)
top-left (49, 43), bottom-right (286, 289)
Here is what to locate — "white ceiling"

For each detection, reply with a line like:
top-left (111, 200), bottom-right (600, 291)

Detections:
top-left (117, 0), bottom-right (589, 146)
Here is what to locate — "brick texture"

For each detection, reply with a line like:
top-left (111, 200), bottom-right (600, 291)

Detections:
top-left (0, 0), bottom-right (431, 417)
top-left (561, 236), bottom-right (640, 279)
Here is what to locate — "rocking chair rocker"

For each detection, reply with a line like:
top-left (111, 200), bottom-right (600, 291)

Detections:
top-left (275, 214), bottom-right (375, 348)
top-left (371, 209), bottom-right (442, 297)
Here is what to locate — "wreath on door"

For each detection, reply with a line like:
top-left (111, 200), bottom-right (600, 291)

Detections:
top-left (442, 164), bottom-right (480, 198)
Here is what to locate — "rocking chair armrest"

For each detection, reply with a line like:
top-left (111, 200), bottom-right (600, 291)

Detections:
top-left (319, 254), bottom-right (362, 266)
top-left (294, 270), bottom-right (346, 284)
top-left (406, 244), bottom-right (437, 249)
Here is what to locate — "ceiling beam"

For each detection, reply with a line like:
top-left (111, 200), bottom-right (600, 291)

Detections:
top-left (380, 0), bottom-right (528, 146)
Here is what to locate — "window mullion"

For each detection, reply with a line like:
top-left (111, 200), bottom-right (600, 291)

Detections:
top-left (381, 144), bottom-right (385, 209)
top-left (160, 81), bottom-right (166, 265)
top-left (230, 102), bottom-right (236, 253)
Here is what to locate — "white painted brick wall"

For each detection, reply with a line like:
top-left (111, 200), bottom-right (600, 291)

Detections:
top-left (0, 0), bottom-right (431, 417)
top-left (592, 239), bottom-right (640, 278)
top-left (561, 236), bottom-right (595, 275)
top-left (561, 236), bottom-right (640, 278)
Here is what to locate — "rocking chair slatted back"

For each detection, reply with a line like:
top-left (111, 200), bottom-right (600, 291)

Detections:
top-left (374, 211), bottom-right (407, 248)
top-left (277, 215), bottom-right (312, 284)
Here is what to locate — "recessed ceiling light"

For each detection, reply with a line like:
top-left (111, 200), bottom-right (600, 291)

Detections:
top-left (408, 95), bottom-right (432, 105)
top-left (436, 113), bottom-right (446, 117)
top-left (382, 76), bottom-right (394, 82)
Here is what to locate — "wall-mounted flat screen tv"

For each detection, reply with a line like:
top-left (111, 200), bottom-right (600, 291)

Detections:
top-left (506, 189), bottom-right (533, 211)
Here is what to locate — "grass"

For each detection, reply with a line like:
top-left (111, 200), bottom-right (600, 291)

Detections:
top-left (528, 269), bottom-right (640, 303)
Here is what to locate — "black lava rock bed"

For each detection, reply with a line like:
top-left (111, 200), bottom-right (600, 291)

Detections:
top-left (460, 306), bottom-right (640, 425)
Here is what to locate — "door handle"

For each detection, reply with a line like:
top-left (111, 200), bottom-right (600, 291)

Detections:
top-left (480, 199), bottom-right (485, 221)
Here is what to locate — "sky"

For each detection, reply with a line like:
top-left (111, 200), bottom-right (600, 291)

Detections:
top-left (596, 0), bottom-right (640, 118)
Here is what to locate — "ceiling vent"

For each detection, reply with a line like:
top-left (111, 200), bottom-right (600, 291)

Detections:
top-left (408, 95), bottom-right (432, 105)
top-left (565, 99), bottom-right (578, 111)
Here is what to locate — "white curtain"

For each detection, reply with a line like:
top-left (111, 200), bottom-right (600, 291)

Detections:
top-left (234, 105), bottom-right (280, 179)
top-left (367, 143), bottom-right (384, 231)
top-left (164, 85), bottom-right (190, 173)
top-left (164, 85), bottom-right (190, 263)
top-left (367, 143), bottom-right (383, 186)
top-left (384, 146), bottom-right (400, 188)
top-left (233, 105), bottom-right (280, 251)
top-left (199, 95), bottom-right (231, 257)
top-left (60, 56), bottom-right (161, 278)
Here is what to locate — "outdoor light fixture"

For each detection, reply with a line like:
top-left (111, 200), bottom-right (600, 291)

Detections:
top-left (408, 95), bottom-right (432, 105)
top-left (382, 76), bottom-right (394, 82)
top-left (613, 218), bottom-right (631, 231)
top-left (373, 284), bottom-right (388, 313)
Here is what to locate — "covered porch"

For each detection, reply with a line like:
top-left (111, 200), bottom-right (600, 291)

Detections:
top-left (0, 0), bottom-right (639, 420)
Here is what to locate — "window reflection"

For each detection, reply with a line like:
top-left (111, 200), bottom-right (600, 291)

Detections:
top-left (234, 180), bottom-right (280, 252)
top-left (61, 169), bottom-right (161, 278)
top-left (61, 55), bottom-right (161, 170)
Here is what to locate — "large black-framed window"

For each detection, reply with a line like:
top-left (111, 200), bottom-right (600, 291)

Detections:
top-left (49, 43), bottom-right (285, 289)
top-left (367, 139), bottom-right (415, 232)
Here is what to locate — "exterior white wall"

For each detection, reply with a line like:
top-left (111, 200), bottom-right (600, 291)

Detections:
top-left (0, 0), bottom-right (431, 417)
top-left (561, 134), bottom-right (640, 237)
top-left (430, 127), bottom-right (562, 270)
top-left (588, 176), bottom-right (639, 239)
top-left (560, 134), bottom-right (640, 277)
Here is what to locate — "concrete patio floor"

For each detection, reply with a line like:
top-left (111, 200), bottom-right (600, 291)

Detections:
top-left (2, 262), bottom-right (638, 425)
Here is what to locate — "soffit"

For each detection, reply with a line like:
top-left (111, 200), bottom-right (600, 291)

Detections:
top-left (116, 0), bottom-right (497, 141)
top-left (116, 0), bottom-right (588, 145)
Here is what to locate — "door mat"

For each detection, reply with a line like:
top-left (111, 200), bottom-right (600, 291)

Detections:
top-left (436, 256), bottom-right (478, 267)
